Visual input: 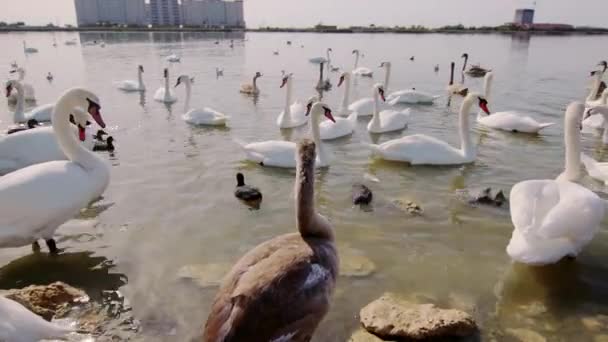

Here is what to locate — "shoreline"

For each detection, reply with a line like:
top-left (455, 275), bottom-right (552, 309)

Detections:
top-left (1, 26), bottom-right (608, 36)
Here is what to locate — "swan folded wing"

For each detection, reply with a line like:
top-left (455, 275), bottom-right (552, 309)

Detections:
top-left (243, 141), bottom-right (296, 167)
top-left (0, 162), bottom-right (94, 245)
top-left (536, 182), bottom-right (604, 243)
top-left (581, 154), bottom-right (608, 183)
top-left (206, 234), bottom-right (335, 341)
top-left (377, 135), bottom-right (464, 164)
top-left (509, 180), bottom-right (560, 237)
top-left (506, 228), bottom-right (575, 265)
top-left (348, 98), bottom-right (373, 113)
top-left (26, 104), bottom-right (54, 122)
top-left (482, 112), bottom-right (543, 132)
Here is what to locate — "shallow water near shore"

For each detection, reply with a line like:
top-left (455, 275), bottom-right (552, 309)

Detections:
top-left (2, 31), bottom-right (608, 341)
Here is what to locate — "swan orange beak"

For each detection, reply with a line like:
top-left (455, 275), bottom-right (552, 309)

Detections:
top-left (323, 106), bottom-right (335, 123)
top-left (78, 125), bottom-right (86, 141)
top-left (479, 101), bottom-right (490, 115)
top-left (87, 100), bottom-right (106, 128)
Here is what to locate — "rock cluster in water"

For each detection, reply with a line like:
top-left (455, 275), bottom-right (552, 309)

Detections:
top-left (356, 293), bottom-right (478, 340)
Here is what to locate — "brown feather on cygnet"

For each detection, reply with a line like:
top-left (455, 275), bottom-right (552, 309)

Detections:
top-left (203, 138), bottom-right (338, 342)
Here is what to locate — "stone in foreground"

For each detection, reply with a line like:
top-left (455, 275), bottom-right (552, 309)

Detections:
top-left (360, 293), bottom-right (477, 340)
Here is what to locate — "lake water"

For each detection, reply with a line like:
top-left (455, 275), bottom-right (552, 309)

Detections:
top-left (2, 31), bottom-right (608, 341)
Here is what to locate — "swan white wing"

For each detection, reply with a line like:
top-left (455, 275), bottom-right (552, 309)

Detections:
top-left (353, 67), bottom-right (373, 76)
top-left (0, 161), bottom-right (98, 247)
top-left (479, 111), bottom-right (552, 133)
top-left (0, 296), bottom-right (71, 342)
top-left (25, 103), bottom-right (54, 122)
top-left (509, 180), bottom-right (560, 235)
top-left (368, 109), bottom-right (410, 133)
top-left (319, 114), bottom-right (355, 140)
top-left (154, 88), bottom-right (177, 103)
top-left (348, 98), bottom-right (374, 116)
top-left (582, 113), bottom-right (605, 129)
top-left (116, 80), bottom-right (139, 91)
top-left (183, 107), bottom-right (228, 126)
top-left (373, 134), bottom-right (465, 164)
top-left (387, 90), bottom-right (439, 104)
top-left (242, 141), bottom-right (297, 168)
top-left (581, 153), bottom-right (608, 183)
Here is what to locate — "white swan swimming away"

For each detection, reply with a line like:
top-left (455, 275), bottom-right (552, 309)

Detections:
top-left (367, 90), bottom-right (489, 165)
top-left (315, 81), bottom-right (357, 139)
top-left (240, 71), bottom-right (262, 95)
top-left (0, 88), bottom-right (110, 253)
top-left (8, 67), bottom-right (36, 103)
top-left (23, 41), bottom-right (38, 53)
top-left (276, 73), bottom-right (307, 128)
top-left (166, 54), bottom-right (181, 63)
top-left (238, 101), bottom-right (335, 168)
top-left (351, 50), bottom-right (373, 77)
top-left (347, 63), bottom-right (391, 116)
top-left (382, 62), bottom-right (440, 105)
top-left (5, 80), bottom-right (53, 123)
top-left (115, 65), bottom-right (145, 92)
top-left (0, 296), bottom-right (72, 342)
top-left (367, 84), bottom-right (409, 134)
top-left (507, 102), bottom-right (605, 265)
top-left (0, 107), bottom-right (98, 175)
top-left (308, 48), bottom-right (331, 64)
top-left (583, 88), bottom-right (608, 129)
top-left (154, 68), bottom-right (178, 104)
top-left (477, 72), bottom-right (554, 134)
top-left (176, 75), bottom-right (229, 126)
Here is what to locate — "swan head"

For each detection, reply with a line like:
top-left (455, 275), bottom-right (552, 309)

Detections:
top-left (373, 84), bottom-right (386, 102)
top-left (138, 65), bottom-right (144, 73)
top-left (254, 71), bottom-right (262, 79)
top-left (175, 75), bottom-right (192, 87)
top-left (327, 48), bottom-right (332, 52)
top-left (461, 53), bottom-right (469, 59)
top-left (337, 71), bottom-right (350, 87)
top-left (379, 61), bottom-right (391, 69)
top-left (352, 49), bottom-right (359, 55)
top-left (590, 70), bottom-right (602, 78)
top-left (280, 73), bottom-right (293, 88)
top-left (598, 61), bottom-right (608, 72)
top-left (64, 89), bottom-right (105, 140)
top-left (305, 98), bottom-right (335, 123)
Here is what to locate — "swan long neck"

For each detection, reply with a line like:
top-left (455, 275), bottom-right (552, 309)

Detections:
top-left (563, 108), bottom-right (582, 181)
top-left (370, 87), bottom-right (381, 129)
top-left (280, 77), bottom-right (293, 126)
top-left (12, 82), bottom-right (26, 123)
top-left (602, 117), bottom-right (608, 144)
top-left (449, 63), bottom-right (455, 86)
top-left (462, 55), bottom-right (468, 72)
top-left (18, 69), bottom-right (25, 81)
top-left (326, 50), bottom-right (331, 74)
top-left (384, 64), bottom-right (391, 93)
top-left (253, 76), bottom-right (258, 92)
top-left (587, 73), bottom-right (602, 102)
top-left (184, 79), bottom-right (192, 112)
top-left (340, 75), bottom-right (351, 112)
top-left (458, 95), bottom-right (475, 158)
top-left (354, 51), bottom-right (359, 70)
top-left (295, 140), bottom-right (332, 240)
top-left (164, 72), bottom-right (170, 96)
top-left (309, 107), bottom-right (329, 165)
top-left (138, 69), bottom-right (144, 89)
top-left (52, 90), bottom-right (98, 170)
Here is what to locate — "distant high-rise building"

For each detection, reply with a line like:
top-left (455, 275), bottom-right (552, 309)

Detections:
top-left (149, 0), bottom-right (182, 26)
top-left (181, 0), bottom-right (245, 28)
top-left (74, 0), bottom-right (146, 26)
top-left (514, 8), bottom-right (535, 26)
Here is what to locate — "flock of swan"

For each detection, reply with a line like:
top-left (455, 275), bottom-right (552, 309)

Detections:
top-left (3, 37), bottom-right (608, 341)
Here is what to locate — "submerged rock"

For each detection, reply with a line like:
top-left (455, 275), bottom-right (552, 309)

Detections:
top-left (582, 315), bottom-right (608, 332)
top-left (506, 328), bottom-right (546, 342)
top-left (391, 198), bottom-right (423, 215)
top-left (3, 281), bottom-right (88, 320)
top-left (456, 187), bottom-right (507, 207)
top-left (359, 293), bottom-right (477, 340)
top-left (338, 245), bottom-right (376, 278)
top-left (348, 328), bottom-right (393, 342)
top-left (176, 263), bottom-right (231, 288)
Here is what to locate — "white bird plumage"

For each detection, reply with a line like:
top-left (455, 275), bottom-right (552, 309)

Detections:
top-left (115, 65), bottom-right (145, 92)
top-left (477, 72), bottom-right (554, 133)
top-left (351, 49), bottom-right (373, 77)
top-left (0, 296), bottom-right (72, 342)
top-left (5, 80), bottom-right (52, 123)
top-left (367, 84), bottom-right (409, 134)
top-left (238, 101), bottom-right (335, 168)
top-left (367, 91), bottom-right (489, 165)
top-left (23, 41), bottom-right (38, 53)
top-left (7, 67), bottom-right (36, 104)
top-left (583, 88), bottom-right (608, 130)
top-left (154, 68), bottom-right (178, 103)
top-left (177, 75), bottom-right (229, 126)
top-left (382, 62), bottom-right (440, 105)
top-left (166, 54), bottom-right (181, 63)
top-left (0, 88), bottom-right (110, 252)
top-left (276, 73), bottom-right (307, 128)
top-left (506, 102), bottom-right (606, 265)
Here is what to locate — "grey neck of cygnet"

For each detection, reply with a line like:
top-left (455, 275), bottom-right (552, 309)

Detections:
top-left (462, 55), bottom-right (468, 72)
top-left (341, 75), bottom-right (351, 111)
top-left (184, 78), bottom-right (192, 112)
top-left (449, 63), bottom-right (455, 86)
top-left (383, 64), bottom-right (391, 93)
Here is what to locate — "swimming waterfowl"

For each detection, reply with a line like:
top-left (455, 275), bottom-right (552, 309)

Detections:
top-left (462, 53), bottom-right (490, 77)
top-left (204, 139), bottom-right (338, 342)
top-left (6, 119), bottom-right (39, 135)
top-left (352, 183), bottom-right (373, 205)
top-left (234, 173), bottom-right (262, 202)
top-left (240, 72), bottom-right (262, 95)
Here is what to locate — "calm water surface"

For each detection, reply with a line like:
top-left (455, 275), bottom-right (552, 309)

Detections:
top-left (1, 31), bottom-right (608, 341)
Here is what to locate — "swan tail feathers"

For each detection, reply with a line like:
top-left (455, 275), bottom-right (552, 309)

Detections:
top-left (538, 122), bottom-right (555, 130)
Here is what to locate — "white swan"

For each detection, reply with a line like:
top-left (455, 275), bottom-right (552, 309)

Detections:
top-left (0, 296), bottom-right (72, 341)
top-left (5, 80), bottom-right (53, 123)
top-left (0, 88), bottom-right (110, 253)
top-left (507, 102), bottom-right (605, 265)
top-left (276, 73), bottom-right (307, 128)
top-left (309, 48), bottom-right (331, 64)
top-left (336, 71), bottom-right (353, 116)
top-left (367, 91), bottom-right (489, 165)
top-left (166, 54), bottom-right (181, 63)
top-left (586, 70), bottom-right (606, 107)
top-left (583, 88), bottom-right (608, 129)
top-left (367, 84), bottom-right (409, 134)
top-left (176, 75), bottom-right (229, 126)
top-left (347, 63), bottom-right (389, 116)
top-left (477, 72), bottom-right (554, 133)
top-left (238, 101), bottom-right (335, 168)
top-left (383, 61), bottom-right (440, 105)
top-left (115, 65), bottom-right (145, 92)
top-left (23, 41), bottom-right (38, 53)
top-left (0, 106), bottom-right (98, 175)
top-left (8, 67), bottom-right (36, 103)
top-left (352, 50), bottom-right (373, 77)
top-left (154, 68), bottom-right (177, 104)
top-left (316, 81), bottom-right (357, 139)
top-left (580, 106), bottom-right (608, 183)
top-left (240, 72), bottom-right (262, 95)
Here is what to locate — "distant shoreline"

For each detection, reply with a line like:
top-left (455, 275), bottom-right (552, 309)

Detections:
top-left (1, 26), bottom-right (608, 36)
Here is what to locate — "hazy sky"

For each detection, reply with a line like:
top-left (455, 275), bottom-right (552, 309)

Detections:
top-left (0, 0), bottom-right (606, 28)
